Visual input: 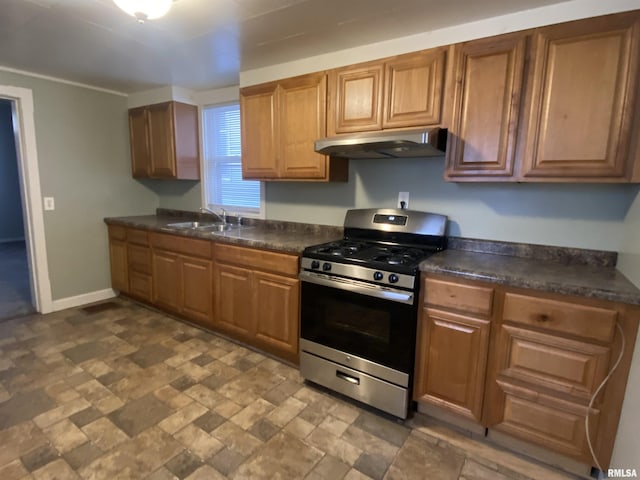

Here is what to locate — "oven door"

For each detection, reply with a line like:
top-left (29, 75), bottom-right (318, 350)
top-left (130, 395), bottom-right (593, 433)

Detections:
top-left (300, 271), bottom-right (418, 376)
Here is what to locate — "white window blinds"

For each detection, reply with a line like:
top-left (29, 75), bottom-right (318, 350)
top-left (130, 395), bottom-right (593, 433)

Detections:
top-left (202, 103), bottom-right (262, 214)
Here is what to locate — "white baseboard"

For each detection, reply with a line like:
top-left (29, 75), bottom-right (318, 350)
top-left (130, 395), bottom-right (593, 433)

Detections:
top-left (51, 288), bottom-right (117, 312)
top-left (0, 237), bottom-right (25, 244)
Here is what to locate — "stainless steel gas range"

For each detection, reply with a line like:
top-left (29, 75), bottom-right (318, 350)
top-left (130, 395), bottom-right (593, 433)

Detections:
top-left (299, 208), bottom-right (448, 419)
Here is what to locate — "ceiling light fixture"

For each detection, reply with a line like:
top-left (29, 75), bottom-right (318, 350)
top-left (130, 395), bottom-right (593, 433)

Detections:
top-left (113, 0), bottom-right (172, 23)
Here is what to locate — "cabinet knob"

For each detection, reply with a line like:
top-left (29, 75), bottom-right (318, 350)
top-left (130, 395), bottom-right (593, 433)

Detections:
top-left (538, 314), bottom-right (549, 322)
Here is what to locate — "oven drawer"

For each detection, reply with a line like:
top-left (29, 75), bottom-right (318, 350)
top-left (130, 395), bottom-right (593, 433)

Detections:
top-left (300, 351), bottom-right (410, 419)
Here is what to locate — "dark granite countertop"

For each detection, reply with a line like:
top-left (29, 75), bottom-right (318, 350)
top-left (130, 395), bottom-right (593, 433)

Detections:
top-left (104, 211), bottom-right (343, 255)
top-left (421, 249), bottom-right (640, 306)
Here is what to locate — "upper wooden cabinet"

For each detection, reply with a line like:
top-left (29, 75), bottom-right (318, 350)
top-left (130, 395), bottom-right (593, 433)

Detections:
top-left (327, 48), bottom-right (450, 135)
top-left (520, 12), bottom-right (640, 180)
top-left (445, 32), bottom-right (527, 180)
top-left (128, 101), bottom-right (200, 180)
top-left (240, 73), bottom-right (348, 182)
top-left (447, 11), bottom-right (640, 182)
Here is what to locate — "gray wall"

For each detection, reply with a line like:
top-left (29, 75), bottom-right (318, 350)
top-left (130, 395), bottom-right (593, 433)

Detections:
top-left (265, 159), bottom-right (639, 252)
top-left (0, 99), bottom-right (24, 241)
top-left (155, 157), bottom-right (639, 253)
top-left (0, 71), bottom-right (158, 300)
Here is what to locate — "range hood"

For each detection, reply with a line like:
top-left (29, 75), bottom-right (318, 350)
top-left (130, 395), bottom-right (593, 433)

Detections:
top-left (315, 128), bottom-right (447, 159)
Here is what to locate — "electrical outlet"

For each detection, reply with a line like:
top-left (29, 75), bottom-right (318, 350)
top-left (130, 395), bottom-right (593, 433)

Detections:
top-left (397, 192), bottom-right (410, 209)
top-left (44, 197), bottom-right (55, 211)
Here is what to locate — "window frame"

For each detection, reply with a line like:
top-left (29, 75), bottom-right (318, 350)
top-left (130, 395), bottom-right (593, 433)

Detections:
top-left (200, 101), bottom-right (265, 219)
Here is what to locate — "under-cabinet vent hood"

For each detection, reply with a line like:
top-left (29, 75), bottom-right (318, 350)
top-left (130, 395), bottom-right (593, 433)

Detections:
top-left (315, 128), bottom-right (447, 159)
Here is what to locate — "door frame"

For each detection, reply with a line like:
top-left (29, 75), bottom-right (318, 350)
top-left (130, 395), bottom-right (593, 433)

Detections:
top-left (1, 85), bottom-right (53, 313)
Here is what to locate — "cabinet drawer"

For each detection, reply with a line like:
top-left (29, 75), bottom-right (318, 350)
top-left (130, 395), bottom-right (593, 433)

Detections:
top-left (503, 293), bottom-right (617, 343)
top-left (499, 324), bottom-right (610, 400)
top-left (215, 243), bottom-right (299, 277)
top-left (494, 380), bottom-right (599, 462)
top-left (424, 277), bottom-right (494, 317)
top-left (127, 228), bottom-right (149, 246)
top-left (129, 271), bottom-right (152, 302)
top-left (108, 225), bottom-right (126, 241)
top-left (150, 233), bottom-right (212, 259)
top-left (128, 244), bottom-right (151, 274)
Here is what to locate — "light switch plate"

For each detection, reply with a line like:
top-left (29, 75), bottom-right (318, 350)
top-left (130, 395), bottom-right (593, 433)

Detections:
top-left (44, 197), bottom-right (55, 211)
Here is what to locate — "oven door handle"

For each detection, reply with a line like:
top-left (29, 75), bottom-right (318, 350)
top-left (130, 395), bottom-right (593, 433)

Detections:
top-left (300, 271), bottom-right (414, 305)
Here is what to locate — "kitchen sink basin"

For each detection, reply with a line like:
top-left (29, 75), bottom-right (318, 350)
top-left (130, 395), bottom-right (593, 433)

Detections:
top-left (165, 221), bottom-right (217, 229)
top-left (165, 221), bottom-right (246, 233)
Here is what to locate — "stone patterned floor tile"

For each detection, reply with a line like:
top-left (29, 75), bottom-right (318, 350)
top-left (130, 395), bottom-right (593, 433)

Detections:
top-left (207, 447), bottom-right (246, 477)
top-left (20, 444), bottom-right (59, 473)
top-left (62, 442), bottom-right (103, 470)
top-left (81, 417), bottom-right (129, 451)
top-left (192, 411), bottom-right (226, 434)
top-left (31, 458), bottom-right (80, 480)
top-left (0, 458), bottom-right (29, 480)
top-left (173, 423), bottom-right (224, 460)
top-left (354, 452), bottom-right (391, 480)
top-left (248, 418), bottom-right (280, 442)
top-left (0, 299), bottom-right (576, 480)
top-left (184, 464), bottom-right (226, 480)
top-left (164, 450), bottom-right (203, 479)
top-left (108, 394), bottom-right (173, 437)
top-left (42, 419), bottom-right (88, 454)
top-left (310, 454), bottom-right (351, 480)
top-left (232, 432), bottom-right (323, 480)
top-left (0, 389), bottom-right (56, 429)
top-left (68, 407), bottom-right (103, 429)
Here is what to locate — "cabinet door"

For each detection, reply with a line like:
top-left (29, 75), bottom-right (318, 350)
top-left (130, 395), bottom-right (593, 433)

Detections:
top-left (521, 12), bottom-right (640, 179)
top-left (128, 107), bottom-right (150, 178)
top-left (446, 33), bottom-right (526, 179)
top-left (240, 83), bottom-right (280, 179)
top-left (213, 263), bottom-right (254, 338)
top-left (279, 73), bottom-right (328, 179)
top-left (329, 62), bottom-right (384, 133)
top-left (414, 308), bottom-right (490, 423)
top-left (147, 102), bottom-right (177, 178)
top-left (109, 239), bottom-right (129, 293)
top-left (182, 257), bottom-right (213, 326)
top-left (129, 271), bottom-right (152, 302)
top-left (383, 48), bottom-right (447, 129)
top-left (152, 250), bottom-right (181, 312)
top-left (254, 271), bottom-right (299, 362)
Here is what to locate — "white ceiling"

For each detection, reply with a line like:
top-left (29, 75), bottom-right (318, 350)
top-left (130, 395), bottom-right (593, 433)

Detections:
top-left (0, 0), bottom-right (572, 93)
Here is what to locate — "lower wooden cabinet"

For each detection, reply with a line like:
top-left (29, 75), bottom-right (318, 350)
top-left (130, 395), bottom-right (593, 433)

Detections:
top-left (415, 273), bottom-right (639, 470)
top-left (415, 276), bottom-right (493, 423)
top-left (214, 263), bottom-right (254, 338)
top-left (108, 227), bottom-right (128, 294)
top-left (150, 233), bottom-right (213, 327)
top-left (214, 243), bottom-right (300, 363)
top-left (107, 225), bottom-right (300, 364)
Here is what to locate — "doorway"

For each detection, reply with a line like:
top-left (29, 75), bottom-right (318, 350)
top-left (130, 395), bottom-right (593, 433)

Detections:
top-left (0, 86), bottom-right (52, 316)
top-left (0, 99), bottom-right (32, 319)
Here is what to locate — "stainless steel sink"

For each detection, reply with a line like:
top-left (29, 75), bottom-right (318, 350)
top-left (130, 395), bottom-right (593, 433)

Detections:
top-left (165, 221), bottom-right (245, 233)
top-left (165, 221), bottom-right (217, 229)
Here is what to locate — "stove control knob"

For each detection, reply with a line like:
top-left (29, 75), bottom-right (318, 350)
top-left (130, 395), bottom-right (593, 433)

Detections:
top-left (322, 262), bottom-right (332, 272)
top-left (311, 260), bottom-right (320, 269)
top-left (373, 271), bottom-right (384, 281)
top-left (389, 274), bottom-right (399, 284)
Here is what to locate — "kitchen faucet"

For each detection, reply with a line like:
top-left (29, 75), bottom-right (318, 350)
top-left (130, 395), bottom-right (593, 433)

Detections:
top-left (199, 207), bottom-right (227, 224)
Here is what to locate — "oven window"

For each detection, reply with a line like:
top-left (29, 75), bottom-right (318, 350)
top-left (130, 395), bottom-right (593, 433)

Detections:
top-left (301, 281), bottom-right (417, 373)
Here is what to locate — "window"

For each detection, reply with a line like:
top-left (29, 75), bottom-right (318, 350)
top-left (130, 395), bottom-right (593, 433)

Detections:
top-left (202, 102), bottom-right (263, 216)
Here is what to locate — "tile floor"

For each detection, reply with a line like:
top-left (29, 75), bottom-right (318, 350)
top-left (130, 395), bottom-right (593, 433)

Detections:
top-left (0, 241), bottom-right (34, 321)
top-left (0, 298), bottom-right (575, 480)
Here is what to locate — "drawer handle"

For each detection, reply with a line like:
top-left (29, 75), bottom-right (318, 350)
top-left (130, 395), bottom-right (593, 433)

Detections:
top-left (537, 314), bottom-right (549, 322)
top-left (336, 370), bottom-right (360, 385)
